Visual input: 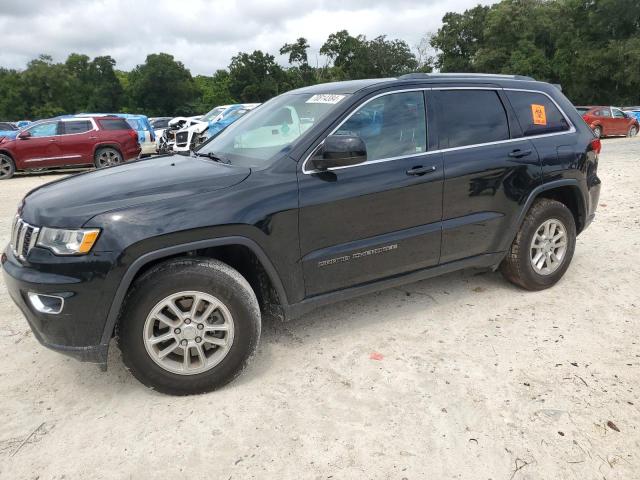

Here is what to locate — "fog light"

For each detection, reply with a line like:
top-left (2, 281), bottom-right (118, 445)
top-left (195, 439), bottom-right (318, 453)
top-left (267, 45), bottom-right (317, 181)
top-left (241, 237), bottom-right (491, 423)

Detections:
top-left (28, 293), bottom-right (64, 314)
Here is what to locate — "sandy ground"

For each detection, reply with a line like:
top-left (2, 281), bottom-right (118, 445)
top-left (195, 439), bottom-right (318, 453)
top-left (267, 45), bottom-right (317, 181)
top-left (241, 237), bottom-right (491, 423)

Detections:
top-left (0, 139), bottom-right (638, 480)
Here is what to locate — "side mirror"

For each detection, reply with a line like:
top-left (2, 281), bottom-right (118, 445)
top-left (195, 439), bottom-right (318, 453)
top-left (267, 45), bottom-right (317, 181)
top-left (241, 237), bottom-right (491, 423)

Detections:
top-left (311, 135), bottom-right (367, 171)
top-left (18, 131), bottom-right (31, 139)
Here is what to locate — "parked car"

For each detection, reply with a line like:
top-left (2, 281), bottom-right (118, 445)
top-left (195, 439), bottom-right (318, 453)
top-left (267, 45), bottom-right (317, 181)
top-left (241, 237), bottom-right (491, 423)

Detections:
top-left (172, 103), bottom-right (260, 153)
top-left (0, 121), bottom-right (20, 140)
top-left (622, 107), bottom-right (640, 123)
top-left (577, 105), bottom-right (639, 138)
top-left (0, 116), bottom-right (140, 179)
top-left (3, 74), bottom-right (601, 394)
top-left (78, 113), bottom-right (156, 157)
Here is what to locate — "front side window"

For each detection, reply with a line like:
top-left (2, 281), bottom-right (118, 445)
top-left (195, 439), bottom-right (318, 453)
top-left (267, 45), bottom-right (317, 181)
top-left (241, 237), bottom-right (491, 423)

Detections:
top-left (335, 91), bottom-right (426, 161)
top-left (0, 122), bottom-right (17, 130)
top-left (62, 120), bottom-right (92, 134)
top-left (27, 121), bottom-right (58, 137)
top-left (612, 108), bottom-right (625, 118)
top-left (506, 91), bottom-right (570, 136)
top-left (439, 90), bottom-right (509, 148)
top-left (198, 93), bottom-right (349, 167)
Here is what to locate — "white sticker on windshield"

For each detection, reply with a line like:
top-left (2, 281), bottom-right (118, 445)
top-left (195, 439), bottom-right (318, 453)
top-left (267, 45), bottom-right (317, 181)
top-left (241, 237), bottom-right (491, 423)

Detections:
top-left (306, 94), bottom-right (346, 104)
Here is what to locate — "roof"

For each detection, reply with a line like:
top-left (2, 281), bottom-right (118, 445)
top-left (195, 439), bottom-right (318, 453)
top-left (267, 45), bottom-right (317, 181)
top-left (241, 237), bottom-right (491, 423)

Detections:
top-left (287, 73), bottom-right (554, 96)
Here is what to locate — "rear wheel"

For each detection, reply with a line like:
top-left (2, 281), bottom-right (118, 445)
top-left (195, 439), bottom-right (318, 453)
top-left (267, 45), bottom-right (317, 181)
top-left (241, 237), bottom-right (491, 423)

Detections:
top-left (628, 125), bottom-right (638, 137)
top-left (0, 154), bottom-right (15, 180)
top-left (94, 147), bottom-right (122, 168)
top-left (500, 198), bottom-right (576, 291)
top-left (592, 125), bottom-right (602, 138)
top-left (118, 258), bottom-right (261, 395)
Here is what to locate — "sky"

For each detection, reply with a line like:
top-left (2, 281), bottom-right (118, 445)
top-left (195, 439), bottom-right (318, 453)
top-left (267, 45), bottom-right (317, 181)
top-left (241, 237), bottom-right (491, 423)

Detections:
top-left (0, 0), bottom-right (495, 74)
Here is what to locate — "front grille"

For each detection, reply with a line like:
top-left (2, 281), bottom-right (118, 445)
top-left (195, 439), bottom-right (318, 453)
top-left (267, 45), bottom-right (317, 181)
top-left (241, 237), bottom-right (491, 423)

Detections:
top-left (175, 131), bottom-right (189, 144)
top-left (10, 216), bottom-right (40, 261)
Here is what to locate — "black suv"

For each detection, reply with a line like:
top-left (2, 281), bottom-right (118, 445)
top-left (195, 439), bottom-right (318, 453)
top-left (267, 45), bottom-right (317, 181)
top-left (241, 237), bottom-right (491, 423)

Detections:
top-left (2, 74), bottom-right (601, 395)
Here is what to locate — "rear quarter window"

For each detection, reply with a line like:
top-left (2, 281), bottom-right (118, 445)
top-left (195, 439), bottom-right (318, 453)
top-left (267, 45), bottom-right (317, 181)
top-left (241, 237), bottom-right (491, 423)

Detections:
top-left (506, 91), bottom-right (570, 136)
top-left (98, 118), bottom-right (132, 131)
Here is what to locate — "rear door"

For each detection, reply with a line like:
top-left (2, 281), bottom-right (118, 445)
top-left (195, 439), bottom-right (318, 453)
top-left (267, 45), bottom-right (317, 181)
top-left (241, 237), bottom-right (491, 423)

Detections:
top-left (57, 119), bottom-right (96, 164)
top-left (434, 88), bottom-right (542, 262)
top-left (13, 121), bottom-right (62, 167)
top-left (298, 89), bottom-right (443, 296)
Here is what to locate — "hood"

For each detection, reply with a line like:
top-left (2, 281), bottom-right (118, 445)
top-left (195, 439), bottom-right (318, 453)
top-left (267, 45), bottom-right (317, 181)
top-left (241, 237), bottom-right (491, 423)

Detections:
top-left (21, 155), bottom-right (250, 227)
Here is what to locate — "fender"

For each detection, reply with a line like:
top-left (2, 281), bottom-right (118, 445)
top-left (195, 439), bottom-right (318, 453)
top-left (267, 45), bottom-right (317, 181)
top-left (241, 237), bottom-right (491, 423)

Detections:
top-left (497, 179), bottom-right (586, 255)
top-left (98, 236), bottom-right (289, 349)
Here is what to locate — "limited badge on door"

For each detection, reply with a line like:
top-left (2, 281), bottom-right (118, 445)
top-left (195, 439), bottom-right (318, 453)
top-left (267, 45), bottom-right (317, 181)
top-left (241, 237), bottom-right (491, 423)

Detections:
top-left (531, 104), bottom-right (547, 125)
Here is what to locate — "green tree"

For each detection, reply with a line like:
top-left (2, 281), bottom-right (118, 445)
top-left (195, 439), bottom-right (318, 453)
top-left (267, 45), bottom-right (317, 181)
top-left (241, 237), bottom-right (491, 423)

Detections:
top-left (228, 51), bottom-right (288, 102)
top-left (85, 56), bottom-right (123, 112)
top-left (193, 69), bottom-right (236, 113)
top-left (127, 53), bottom-right (198, 116)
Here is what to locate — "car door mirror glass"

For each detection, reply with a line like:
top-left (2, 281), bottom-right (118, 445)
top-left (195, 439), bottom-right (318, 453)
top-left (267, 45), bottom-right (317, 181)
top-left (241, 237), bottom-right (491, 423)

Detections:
top-left (311, 134), bottom-right (367, 171)
top-left (18, 130), bottom-right (31, 139)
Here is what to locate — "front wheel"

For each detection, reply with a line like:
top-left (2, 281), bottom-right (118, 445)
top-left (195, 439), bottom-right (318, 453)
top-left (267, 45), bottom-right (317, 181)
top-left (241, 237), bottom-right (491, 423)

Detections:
top-left (0, 154), bottom-right (15, 180)
top-left (94, 147), bottom-right (123, 168)
top-left (118, 258), bottom-right (261, 395)
top-left (628, 125), bottom-right (638, 137)
top-left (500, 198), bottom-right (576, 291)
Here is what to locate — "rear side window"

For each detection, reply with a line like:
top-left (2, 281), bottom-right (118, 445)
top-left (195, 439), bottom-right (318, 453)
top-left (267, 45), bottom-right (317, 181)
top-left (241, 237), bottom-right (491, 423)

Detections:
top-left (98, 118), bottom-right (131, 131)
top-left (506, 91), bottom-right (570, 136)
top-left (336, 91), bottom-right (427, 161)
top-left (62, 120), bottom-right (92, 134)
top-left (438, 90), bottom-right (509, 148)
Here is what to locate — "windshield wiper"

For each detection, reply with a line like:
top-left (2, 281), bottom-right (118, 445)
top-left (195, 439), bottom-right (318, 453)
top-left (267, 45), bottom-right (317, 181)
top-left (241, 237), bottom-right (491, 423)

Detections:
top-left (193, 151), bottom-right (230, 164)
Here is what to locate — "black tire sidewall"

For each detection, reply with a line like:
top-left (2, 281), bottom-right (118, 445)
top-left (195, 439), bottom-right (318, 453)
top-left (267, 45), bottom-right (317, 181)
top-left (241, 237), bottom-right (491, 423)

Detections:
top-left (0, 154), bottom-right (15, 180)
top-left (516, 202), bottom-right (576, 290)
top-left (118, 260), bottom-right (261, 395)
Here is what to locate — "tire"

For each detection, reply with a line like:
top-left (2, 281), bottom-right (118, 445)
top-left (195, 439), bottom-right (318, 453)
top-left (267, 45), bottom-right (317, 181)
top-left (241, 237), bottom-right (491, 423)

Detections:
top-left (94, 147), bottom-right (123, 168)
top-left (117, 258), bottom-right (261, 395)
top-left (628, 125), bottom-right (638, 137)
top-left (592, 126), bottom-right (602, 138)
top-left (0, 154), bottom-right (15, 180)
top-left (500, 198), bottom-right (576, 291)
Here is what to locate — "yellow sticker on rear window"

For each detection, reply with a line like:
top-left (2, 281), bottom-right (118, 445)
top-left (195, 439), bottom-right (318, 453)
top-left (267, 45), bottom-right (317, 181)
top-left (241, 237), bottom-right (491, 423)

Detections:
top-left (531, 104), bottom-right (547, 125)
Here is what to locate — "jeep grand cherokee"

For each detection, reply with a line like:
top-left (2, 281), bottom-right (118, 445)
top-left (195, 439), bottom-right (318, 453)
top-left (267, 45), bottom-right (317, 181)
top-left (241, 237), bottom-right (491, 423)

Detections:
top-left (2, 74), bottom-right (601, 395)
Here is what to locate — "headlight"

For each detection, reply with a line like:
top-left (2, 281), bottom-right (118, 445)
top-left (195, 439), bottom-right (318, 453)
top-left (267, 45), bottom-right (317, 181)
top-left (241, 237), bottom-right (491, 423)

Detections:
top-left (36, 227), bottom-right (100, 255)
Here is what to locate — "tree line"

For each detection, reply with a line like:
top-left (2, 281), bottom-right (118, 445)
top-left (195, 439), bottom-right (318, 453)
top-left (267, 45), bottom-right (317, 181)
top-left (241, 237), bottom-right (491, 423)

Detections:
top-left (0, 0), bottom-right (638, 121)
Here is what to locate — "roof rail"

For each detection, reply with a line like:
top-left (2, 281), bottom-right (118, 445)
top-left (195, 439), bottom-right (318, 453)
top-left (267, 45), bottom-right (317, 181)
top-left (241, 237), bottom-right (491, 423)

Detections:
top-left (398, 72), bottom-right (535, 81)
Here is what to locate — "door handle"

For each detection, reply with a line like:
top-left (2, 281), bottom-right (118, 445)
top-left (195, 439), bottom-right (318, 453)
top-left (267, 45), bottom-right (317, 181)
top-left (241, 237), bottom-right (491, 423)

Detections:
top-left (48, 139), bottom-right (56, 142)
top-left (406, 165), bottom-right (437, 176)
top-left (508, 149), bottom-right (532, 159)
top-left (89, 136), bottom-right (98, 140)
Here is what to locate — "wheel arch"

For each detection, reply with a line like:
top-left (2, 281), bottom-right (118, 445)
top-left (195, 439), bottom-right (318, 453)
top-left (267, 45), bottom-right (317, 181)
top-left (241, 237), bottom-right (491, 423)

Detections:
top-left (500, 180), bottom-right (587, 255)
top-left (100, 237), bottom-right (289, 348)
top-left (93, 143), bottom-right (123, 159)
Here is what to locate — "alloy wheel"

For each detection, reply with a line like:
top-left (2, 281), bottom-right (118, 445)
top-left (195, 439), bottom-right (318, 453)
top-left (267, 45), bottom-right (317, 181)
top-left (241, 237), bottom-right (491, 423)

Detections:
top-left (0, 157), bottom-right (12, 178)
top-left (143, 291), bottom-right (235, 375)
top-left (530, 218), bottom-right (568, 275)
top-left (97, 150), bottom-right (122, 167)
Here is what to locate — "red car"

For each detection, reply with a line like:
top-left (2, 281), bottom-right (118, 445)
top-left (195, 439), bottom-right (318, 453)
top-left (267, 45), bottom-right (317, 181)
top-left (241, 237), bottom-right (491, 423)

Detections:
top-left (0, 116), bottom-right (141, 180)
top-left (577, 105), bottom-right (639, 138)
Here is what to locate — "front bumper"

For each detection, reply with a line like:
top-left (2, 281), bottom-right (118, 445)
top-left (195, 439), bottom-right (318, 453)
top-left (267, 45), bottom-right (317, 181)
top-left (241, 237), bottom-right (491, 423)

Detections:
top-left (1, 246), bottom-right (117, 366)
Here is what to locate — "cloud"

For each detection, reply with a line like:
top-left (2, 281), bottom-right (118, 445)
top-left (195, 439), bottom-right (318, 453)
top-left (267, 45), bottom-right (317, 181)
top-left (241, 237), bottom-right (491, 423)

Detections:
top-left (0, 0), bottom-right (495, 74)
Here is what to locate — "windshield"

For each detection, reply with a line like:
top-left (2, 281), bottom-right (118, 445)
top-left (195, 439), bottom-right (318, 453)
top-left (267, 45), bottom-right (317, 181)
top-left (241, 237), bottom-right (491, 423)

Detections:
top-left (197, 93), bottom-right (349, 167)
top-left (202, 107), bottom-right (227, 122)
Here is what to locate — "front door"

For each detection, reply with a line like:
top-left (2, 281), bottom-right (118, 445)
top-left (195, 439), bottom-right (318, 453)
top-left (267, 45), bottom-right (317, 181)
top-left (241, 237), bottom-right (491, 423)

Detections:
top-left (611, 107), bottom-right (629, 135)
top-left (14, 121), bottom-right (61, 168)
top-left (298, 90), bottom-right (443, 297)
